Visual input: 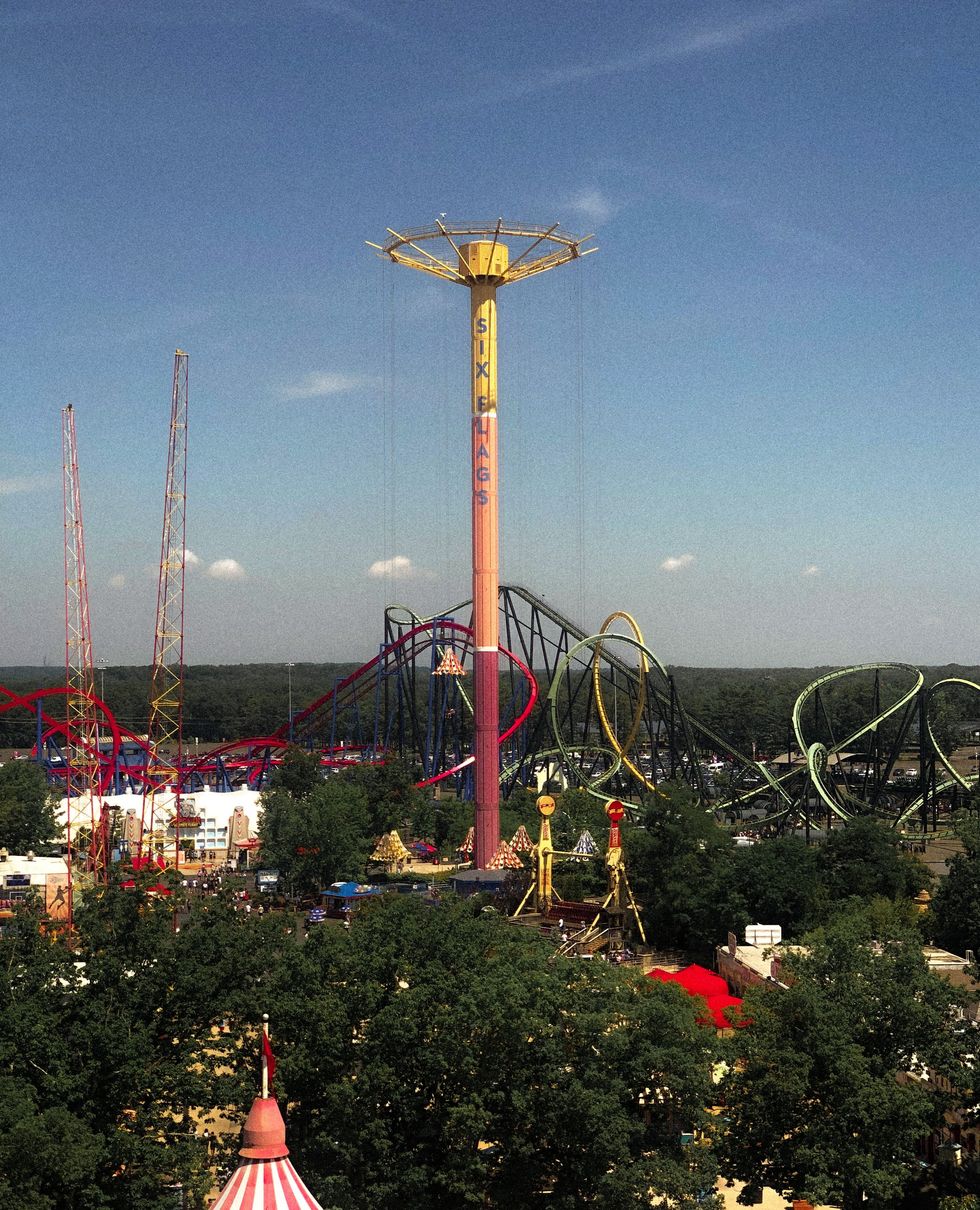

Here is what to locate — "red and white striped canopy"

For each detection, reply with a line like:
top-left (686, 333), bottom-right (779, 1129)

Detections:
top-left (210, 1090), bottom-right (324, 1210)
top-left (486, 839), bottom-right (524, 870)
top-left (510, 824), bottom-right (534, 854)
top-left (210, 1155), bottom-right (324, 1210)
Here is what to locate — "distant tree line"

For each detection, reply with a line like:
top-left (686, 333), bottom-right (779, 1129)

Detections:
top-left (3, 662), bottom-right (978, 757)
top-left (0, 663), bottom-right (359, 748)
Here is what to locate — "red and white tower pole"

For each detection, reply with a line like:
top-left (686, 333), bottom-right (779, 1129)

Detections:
top-left (369, 222), bottom-right (595, 867)
top-left (464, 242), bottom-right (507, 866)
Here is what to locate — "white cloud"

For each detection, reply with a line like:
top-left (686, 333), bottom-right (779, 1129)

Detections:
top-left (301, 0), bottom-right (403, 37)
top-left (108, 573), bottom-right (126, 589)
top-left (207, 558), bottom-right (245, 581)
top-left (660, 553), bottom-right (695, 573)
top-left (280, 372), bottom-right (372, 400)
top-left (368, 555), bottom-right (414, 580)
top-left (802, 564), bottom-right (820, 577)
top-left (565, 188), bottom-right (616, 226)
top-left (184, 548), bottom-right (202, 568)
top-left (458, 3), bottom-right (829, 107)
top-left (0, 473), bottom-right (57, 496)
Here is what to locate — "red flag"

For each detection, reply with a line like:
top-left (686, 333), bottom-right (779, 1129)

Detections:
top-left (262, 1031), bottom-right (276, 1093)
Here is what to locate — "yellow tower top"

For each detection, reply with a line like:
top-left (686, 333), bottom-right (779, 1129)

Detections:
top-left (458, 240), bottom-right (510, 280)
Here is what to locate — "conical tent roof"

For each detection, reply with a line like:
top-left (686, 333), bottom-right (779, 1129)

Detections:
top-left (457, 826), bottom-right (474, 854)
top-left (433, 647), bottom-right (466, 676)
top-left (510, 824), bottom-right (534, 854)
top-left (570, 829), bottom-right (599, 861)
top-left (371, 829), bottom-right (410, 863)
top-left (211, 1028), bottom-right (324, 1210)
top-left (210, 1105), bottom-right (325, 1210)
top-left (486, 839), bottom-right (524, 870)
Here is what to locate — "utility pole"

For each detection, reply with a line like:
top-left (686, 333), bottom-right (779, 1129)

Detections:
top-left (286, 663), bottom-right (295, 742)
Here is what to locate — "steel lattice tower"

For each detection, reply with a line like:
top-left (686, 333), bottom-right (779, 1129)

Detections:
top-left (369, 221), bottom-right (595, 867)
top-left (62, 404), bottom-right (106, 903)
top-left (142, 350), bottom-right (189, 863)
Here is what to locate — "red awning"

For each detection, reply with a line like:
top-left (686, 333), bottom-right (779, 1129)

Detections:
top-left (648, 966), bottom-right (747, 1028)
top-left (673, 964), bottom-right (729, 998)
top-left (131, 855), bottom-right (166, 872)
top-left (700, 992), bottom-right (749, 1029)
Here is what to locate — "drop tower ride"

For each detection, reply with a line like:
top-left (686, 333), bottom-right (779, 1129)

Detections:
top-left (369, 221), bottom-right (596, 867)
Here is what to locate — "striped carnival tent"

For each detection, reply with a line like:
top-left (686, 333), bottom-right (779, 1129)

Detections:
top-left (570, 830), bottom-right (599, 861)
top-left (510, 824), bottom-right (534, 854)
top-left (211, 1025), bottom-right (324, 1210)
top-left (457, 826), bottom-right (474, 855)
top-left (486, 839), bottom-right (524, 870)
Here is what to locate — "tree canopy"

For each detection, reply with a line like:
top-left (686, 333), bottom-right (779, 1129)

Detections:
top-left (929, 810), bottom-right (980, 960)
top-left (719, 903), bottom-right (967, 1210)
top-left (266, 895), bottom-right (721, 1209)
top-left (0, 759), bottom-right (59, 853)
top-left (0, 881), bottom-right (724, 1208)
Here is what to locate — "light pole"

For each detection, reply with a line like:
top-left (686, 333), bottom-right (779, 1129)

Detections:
top-left (287, 663), bottom-right (295, 742)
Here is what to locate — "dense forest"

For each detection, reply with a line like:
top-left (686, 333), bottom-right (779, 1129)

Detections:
top-left (3, 662), bottom-right (979, 755)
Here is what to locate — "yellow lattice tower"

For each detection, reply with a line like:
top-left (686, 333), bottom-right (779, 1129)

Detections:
top-left (142, 351), bottom-right (189, 863)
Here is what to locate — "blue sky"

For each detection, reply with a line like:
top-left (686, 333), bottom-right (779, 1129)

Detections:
top-left (1, 0), bottom-right (977, 669)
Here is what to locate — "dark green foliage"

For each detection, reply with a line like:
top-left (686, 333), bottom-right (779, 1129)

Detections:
top-left (258, 778), bottom-right (373, 896)
top-left (0, 663), bottom-right (361, 749)
top-left (625, 784), bottom-right (933, 952)
top-left (0, 873), bottom-right (275, 1208)
top-left (259, 758), bottom-right (441, 894)
top-left (269, 746), bottom-right (323, 798)
top-left (0, 759), bottom-right (59, 852)
top-left (820, 816), bottom-right (928, 904)
top-left (719, 904), bottom-right (967, 1209)
top-left (729, 837), bottom-right (828, 935)
top-left (343, 758), bottom-right (427, 838)
top-left (929, 813), bottom-right (980, 959)
top-left (0, 878), bottom-right (721, 1208)
top-left (269, 896), bottom-right (720, 1209)
top-left (626, 780), bottom-right (742, 954)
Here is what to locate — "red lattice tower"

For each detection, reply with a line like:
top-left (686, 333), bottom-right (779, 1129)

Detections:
top-left (62, 404), bottom-right (107, 901)
top-left (141, 351), bottom-right (189, 865)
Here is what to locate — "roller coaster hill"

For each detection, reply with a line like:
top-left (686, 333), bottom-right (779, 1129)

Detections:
top-left (7, 584), bottom-right (979, 838)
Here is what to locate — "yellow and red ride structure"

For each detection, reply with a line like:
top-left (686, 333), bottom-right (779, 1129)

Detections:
top-left (141, 350), bottom-right (190, 865)
top-left (62, 404), bottom-right (108, 917)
